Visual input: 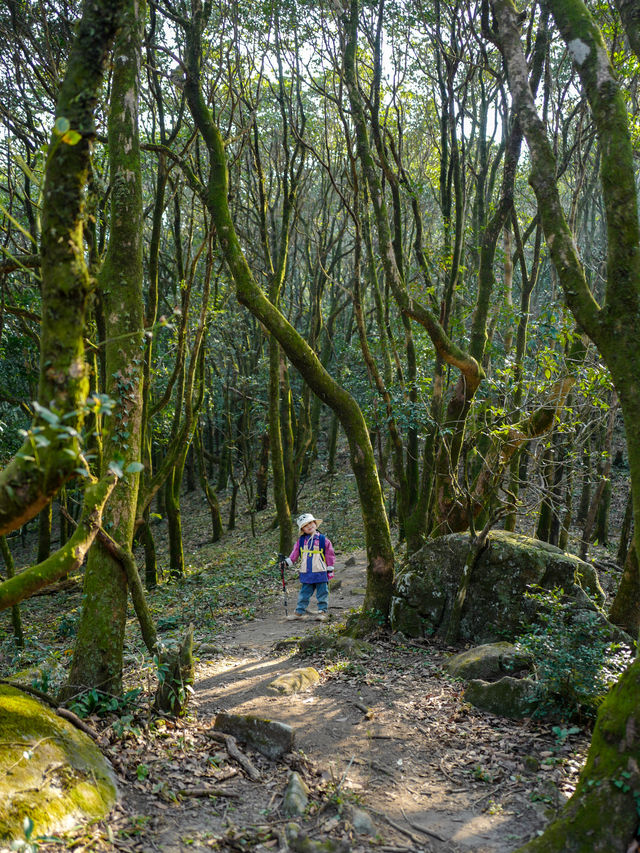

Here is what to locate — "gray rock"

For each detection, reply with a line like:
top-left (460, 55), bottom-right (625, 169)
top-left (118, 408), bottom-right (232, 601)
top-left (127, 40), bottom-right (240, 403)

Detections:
top-left (445, 642), bottom-right (533, 682)
top-left (282, 771), bottom-right (309, 816)
top-left (214, 713), bottom-right (294, 759)
top-left (334, 637), bottom-right (372, 658)
top-left (273, 637), bottom-right (300, 652)
top-left (348, 806), bottom-right (377, 836)
top-left (390, 529), bottom-right (608, 642)
top-left (345, 556), bottom-right (357, 567)
top-left (464, 676), bottom-right (539, 719)
top-left (297, 634), bottom-right (372, 658)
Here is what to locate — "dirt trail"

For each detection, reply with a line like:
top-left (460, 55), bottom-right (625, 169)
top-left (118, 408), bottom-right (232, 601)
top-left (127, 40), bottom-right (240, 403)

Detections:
top-left (98, 551), bottom-right (585, 853)
top-left (186, 552), bottom-right (572, 852)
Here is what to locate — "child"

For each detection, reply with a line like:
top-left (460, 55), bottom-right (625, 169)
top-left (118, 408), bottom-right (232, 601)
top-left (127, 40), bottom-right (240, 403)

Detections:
top-left (285, 513), bottom-right (335, 621)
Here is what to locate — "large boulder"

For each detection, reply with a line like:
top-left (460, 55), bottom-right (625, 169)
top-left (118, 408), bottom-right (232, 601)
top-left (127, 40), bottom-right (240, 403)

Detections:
top-left (0, 684), bottom-right (117, 844)
top-left (445, 642), bottom-right (533, 681)
top-left (464, 677), bottom-right (539, 719)
top-left (390, 530), bottom-right (606, 642)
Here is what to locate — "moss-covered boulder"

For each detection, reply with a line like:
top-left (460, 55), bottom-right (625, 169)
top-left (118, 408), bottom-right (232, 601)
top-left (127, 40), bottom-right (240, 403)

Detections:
top-left (0, 684), bottom-right (117, 844)
top-left (268, 667), bottom-right (321, 695)
top-left (464, 677), bottom-right (539, 719)
top-left (445, 642), bottom-right (533, 682)
top-left (390, 530), bottom-right (606, 642)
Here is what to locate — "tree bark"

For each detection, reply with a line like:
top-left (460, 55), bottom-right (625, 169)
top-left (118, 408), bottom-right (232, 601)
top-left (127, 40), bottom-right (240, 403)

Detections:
top-left (65, 0), bottom-right (146, 698)
top-left (493, 0), bottom-right (640, 847)
top-left (0, 536), bottom-right (24, 647)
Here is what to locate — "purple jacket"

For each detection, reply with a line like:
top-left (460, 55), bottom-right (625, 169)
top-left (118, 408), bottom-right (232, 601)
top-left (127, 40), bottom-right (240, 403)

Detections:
top-left (288, 532), bottom-right (335, 584)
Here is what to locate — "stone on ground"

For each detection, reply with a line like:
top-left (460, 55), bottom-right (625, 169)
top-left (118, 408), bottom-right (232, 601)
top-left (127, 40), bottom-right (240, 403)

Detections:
top-left (282, 771), bottom-right (309, 816)
top-left (445, 642), bottom-right (533, 681)
top-left (347, 805), bottom-right (377, 836)
top-left (0, 684), bottom-right (117, 843)
top-left (390, 529), bottom-right (607, 642)
top-left (285, 822), bottom-right (350, 852)
top-left (268, 667), bottom-right (321, 695)
top-left (298, 634), bottom-right (372, 658)
top-left (214, 712), bottom-right (294, 759)
top-left (464, 676), bottom-right (539, 719)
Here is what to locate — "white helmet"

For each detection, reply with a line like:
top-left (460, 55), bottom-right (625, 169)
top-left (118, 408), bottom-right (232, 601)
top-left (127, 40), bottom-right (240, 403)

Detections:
top-left (296, 513), bottom-right (323, 533)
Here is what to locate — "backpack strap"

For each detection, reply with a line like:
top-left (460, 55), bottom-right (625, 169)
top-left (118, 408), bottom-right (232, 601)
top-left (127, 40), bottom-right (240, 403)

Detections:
top-left (318, 533), bottom-right (326, 561)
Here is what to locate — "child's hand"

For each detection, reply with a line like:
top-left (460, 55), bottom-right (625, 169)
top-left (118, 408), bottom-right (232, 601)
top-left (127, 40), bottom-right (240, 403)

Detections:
top-left (327, 569), bottom-right (334, 579)
top-left (285, 557), bottom-right (293, 568)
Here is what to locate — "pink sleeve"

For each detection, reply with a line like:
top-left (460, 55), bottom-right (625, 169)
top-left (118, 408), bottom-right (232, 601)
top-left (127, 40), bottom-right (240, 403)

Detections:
top-left (288, 539), bottom-right (301, 563)
top-left (324, 537), bottom-right (335, 567)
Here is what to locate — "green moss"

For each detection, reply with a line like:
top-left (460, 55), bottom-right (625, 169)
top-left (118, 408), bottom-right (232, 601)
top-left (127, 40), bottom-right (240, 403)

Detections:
top-left (0, 685), bottom-right (117, 842)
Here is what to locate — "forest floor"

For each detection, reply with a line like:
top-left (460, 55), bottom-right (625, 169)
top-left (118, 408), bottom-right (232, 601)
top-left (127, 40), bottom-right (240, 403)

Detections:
top-left (0, 465), bottom-right (616, 853)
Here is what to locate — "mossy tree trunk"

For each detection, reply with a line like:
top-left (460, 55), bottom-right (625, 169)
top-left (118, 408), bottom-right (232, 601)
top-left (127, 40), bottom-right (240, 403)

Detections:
top-left (0, 475), bottom-right (116, 612)
top-left (65, 0), bottom-right (146, 699)
top-left (181, 1), bottom-right (395, 617)
top-left (609, 541), bottom-right (640, 636)
top-left (616, 488), bottom-right (633, 567)
top-left (0, 536), bottom-right (23, 647)
top-left (0, 0), bottom-right (125, 536)
top-left (493, 0), bottom-right (640, 847)
top-left (165, 467), bottom-right (185, 578)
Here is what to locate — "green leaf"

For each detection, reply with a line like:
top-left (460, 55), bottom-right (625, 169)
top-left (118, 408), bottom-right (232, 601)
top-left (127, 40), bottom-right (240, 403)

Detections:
top-left (32, 401), bottom-right (60, 425)
top-left (54, 116), bottom-right (70, 135)
top-left (61, 129), bottom-right (82, 145)
top-left (125, 461), bottom-right (144, 474)
top-left (108, 460), bottom-right (124, 478)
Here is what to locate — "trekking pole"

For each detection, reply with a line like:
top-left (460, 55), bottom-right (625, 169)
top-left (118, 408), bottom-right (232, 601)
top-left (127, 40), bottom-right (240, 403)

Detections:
top-left (277, 553), bottom-right (288, 617)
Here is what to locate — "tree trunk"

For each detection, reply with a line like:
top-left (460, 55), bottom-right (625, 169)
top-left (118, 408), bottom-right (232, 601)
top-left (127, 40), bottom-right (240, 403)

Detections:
top-left (616, 488), bottom-right (633, 567)
top-left (140, 511), bottom-right (158, 590)
top-left (65, 0), bottom-right (146, 698)
top-left (594, 478), bottom-right (612, 546)
top-left (166, 466), bottom-right (185, 579)
top-left (37, 503), bottom-right (52, 564)
top-left (577, 441), bottom-right (592, 523)
top-left (0, 536), bottom-right (23, 647)
top-left (609, 541), bottom-right (640, 636)
top-left (535, 446), bottom-right (554, 542)
top-left (493, 0), bottom-right (640, 847)
top-left (0, 0), bottom-right (125, 536)
top-left (269, 336), bottom-right (292, 554)
top-left (255, 431), bottom-right (269, 512)
top-left (195, 427), bottom-right (223, 542)
top-left (58, 489), bottom-right (71, 547)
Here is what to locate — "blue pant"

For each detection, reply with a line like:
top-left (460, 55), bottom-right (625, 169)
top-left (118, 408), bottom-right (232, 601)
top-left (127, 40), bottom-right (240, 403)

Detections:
top-left (296, 582), bottom-right (329, 614)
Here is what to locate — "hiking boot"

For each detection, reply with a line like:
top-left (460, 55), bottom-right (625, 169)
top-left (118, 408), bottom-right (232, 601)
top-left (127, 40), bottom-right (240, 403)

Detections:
top-left (315, 612), bottom-right (329, 622)
top-left (287, 612), bottom-right (307, 621)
